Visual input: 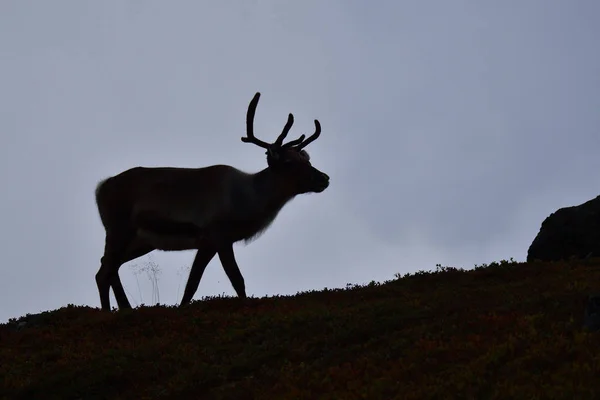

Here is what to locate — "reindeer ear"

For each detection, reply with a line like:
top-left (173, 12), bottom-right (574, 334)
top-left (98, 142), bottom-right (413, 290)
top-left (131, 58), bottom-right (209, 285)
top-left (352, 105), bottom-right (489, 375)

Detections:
top-left (266, 148), bottom-right (280, 160)
top-left (299, 150), bottom-right (310, 161)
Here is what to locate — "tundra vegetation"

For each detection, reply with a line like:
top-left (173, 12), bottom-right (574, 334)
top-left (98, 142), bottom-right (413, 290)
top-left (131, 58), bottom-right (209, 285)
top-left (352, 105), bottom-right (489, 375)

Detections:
top-left (2, 258), bottom-right (600, 399)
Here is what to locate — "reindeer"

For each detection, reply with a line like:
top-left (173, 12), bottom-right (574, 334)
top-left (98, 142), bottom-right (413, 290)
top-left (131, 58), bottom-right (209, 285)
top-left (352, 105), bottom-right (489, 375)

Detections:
top-left (94, 92), bottom-right (330, 311)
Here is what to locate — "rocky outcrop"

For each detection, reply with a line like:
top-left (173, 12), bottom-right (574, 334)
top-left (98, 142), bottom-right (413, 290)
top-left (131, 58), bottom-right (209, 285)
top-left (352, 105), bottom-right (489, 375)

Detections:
top-left (527, 195), bottom-right (600, 262)
top-left (584, 294), bottom-right (600, 332)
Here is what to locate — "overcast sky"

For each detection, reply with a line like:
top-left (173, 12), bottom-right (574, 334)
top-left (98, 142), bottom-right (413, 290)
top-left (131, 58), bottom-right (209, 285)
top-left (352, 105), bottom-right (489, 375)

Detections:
top-left (1, 1), bottom-right (599, 322)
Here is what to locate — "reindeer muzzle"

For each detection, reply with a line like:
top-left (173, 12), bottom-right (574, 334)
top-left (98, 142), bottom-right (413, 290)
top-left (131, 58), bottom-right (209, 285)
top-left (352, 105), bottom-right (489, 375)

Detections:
top-left (312, 171), bottom-right (330, 193)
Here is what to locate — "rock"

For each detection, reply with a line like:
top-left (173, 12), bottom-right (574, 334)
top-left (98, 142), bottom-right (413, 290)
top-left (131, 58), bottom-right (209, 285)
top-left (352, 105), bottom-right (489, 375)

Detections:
top-left (583, 294), bottom-right (600, 332)
top-left (527, 195), bottom-right (600, 262)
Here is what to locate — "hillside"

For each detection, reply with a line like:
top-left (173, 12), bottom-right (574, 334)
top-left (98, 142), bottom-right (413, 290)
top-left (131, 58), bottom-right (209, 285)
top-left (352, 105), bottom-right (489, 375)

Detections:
top-left (2, 259), bottom-right (600, 400)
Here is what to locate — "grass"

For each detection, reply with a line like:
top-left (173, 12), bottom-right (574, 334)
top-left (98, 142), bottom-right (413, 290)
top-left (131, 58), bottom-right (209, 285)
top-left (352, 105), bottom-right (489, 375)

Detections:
top-left (2, 258), bottom-right (600, 400)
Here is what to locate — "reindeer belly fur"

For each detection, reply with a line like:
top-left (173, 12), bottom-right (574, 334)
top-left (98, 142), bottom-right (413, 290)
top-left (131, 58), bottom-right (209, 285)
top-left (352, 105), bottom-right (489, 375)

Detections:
top-left (133, 210), bottom-right (209, 251)
top-left (137, 228), bottom-right (207, 251)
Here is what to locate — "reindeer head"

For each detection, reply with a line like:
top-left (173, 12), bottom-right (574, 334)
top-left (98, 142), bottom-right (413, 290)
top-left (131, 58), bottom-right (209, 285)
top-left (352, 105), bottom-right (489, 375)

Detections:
top-left (241, 92), bottom-right (330, 194)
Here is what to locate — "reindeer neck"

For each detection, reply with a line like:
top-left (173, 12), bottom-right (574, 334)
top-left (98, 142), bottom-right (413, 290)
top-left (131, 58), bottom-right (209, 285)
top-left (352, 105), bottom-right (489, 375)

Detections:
top-left (252, 167), bottom-right (296, 210)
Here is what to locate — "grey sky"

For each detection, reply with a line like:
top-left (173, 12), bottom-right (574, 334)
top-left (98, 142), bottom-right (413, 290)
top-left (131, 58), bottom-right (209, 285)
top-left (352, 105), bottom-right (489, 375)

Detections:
top-left (1, 1), bottom-right (599, 322)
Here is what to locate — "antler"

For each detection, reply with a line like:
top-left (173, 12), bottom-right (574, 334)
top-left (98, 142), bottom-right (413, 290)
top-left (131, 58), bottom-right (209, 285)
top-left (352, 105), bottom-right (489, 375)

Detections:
top-left (273, 113), bottom-right (299, 148)
top-left (284, 120), bottom-right (320, 151)
top-left (241, 92), bottom-right (321, 153)
top-left (241, 92), bottom-right (271, 149)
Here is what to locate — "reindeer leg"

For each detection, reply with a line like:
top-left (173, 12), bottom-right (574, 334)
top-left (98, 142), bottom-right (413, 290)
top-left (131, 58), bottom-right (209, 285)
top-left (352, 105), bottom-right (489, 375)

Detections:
top-left (97, 230), bottom-right (154, 311)
top-left (179, 242), bottom-right (217, 307)
top-left (218, 244), bottom-right (247, 299)
top-left (96, 230), bottom-right (132, 311)
top-left (96, 262), bottom-right (113, 311)
top-left (110, 238), bottom-right (155, 309)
